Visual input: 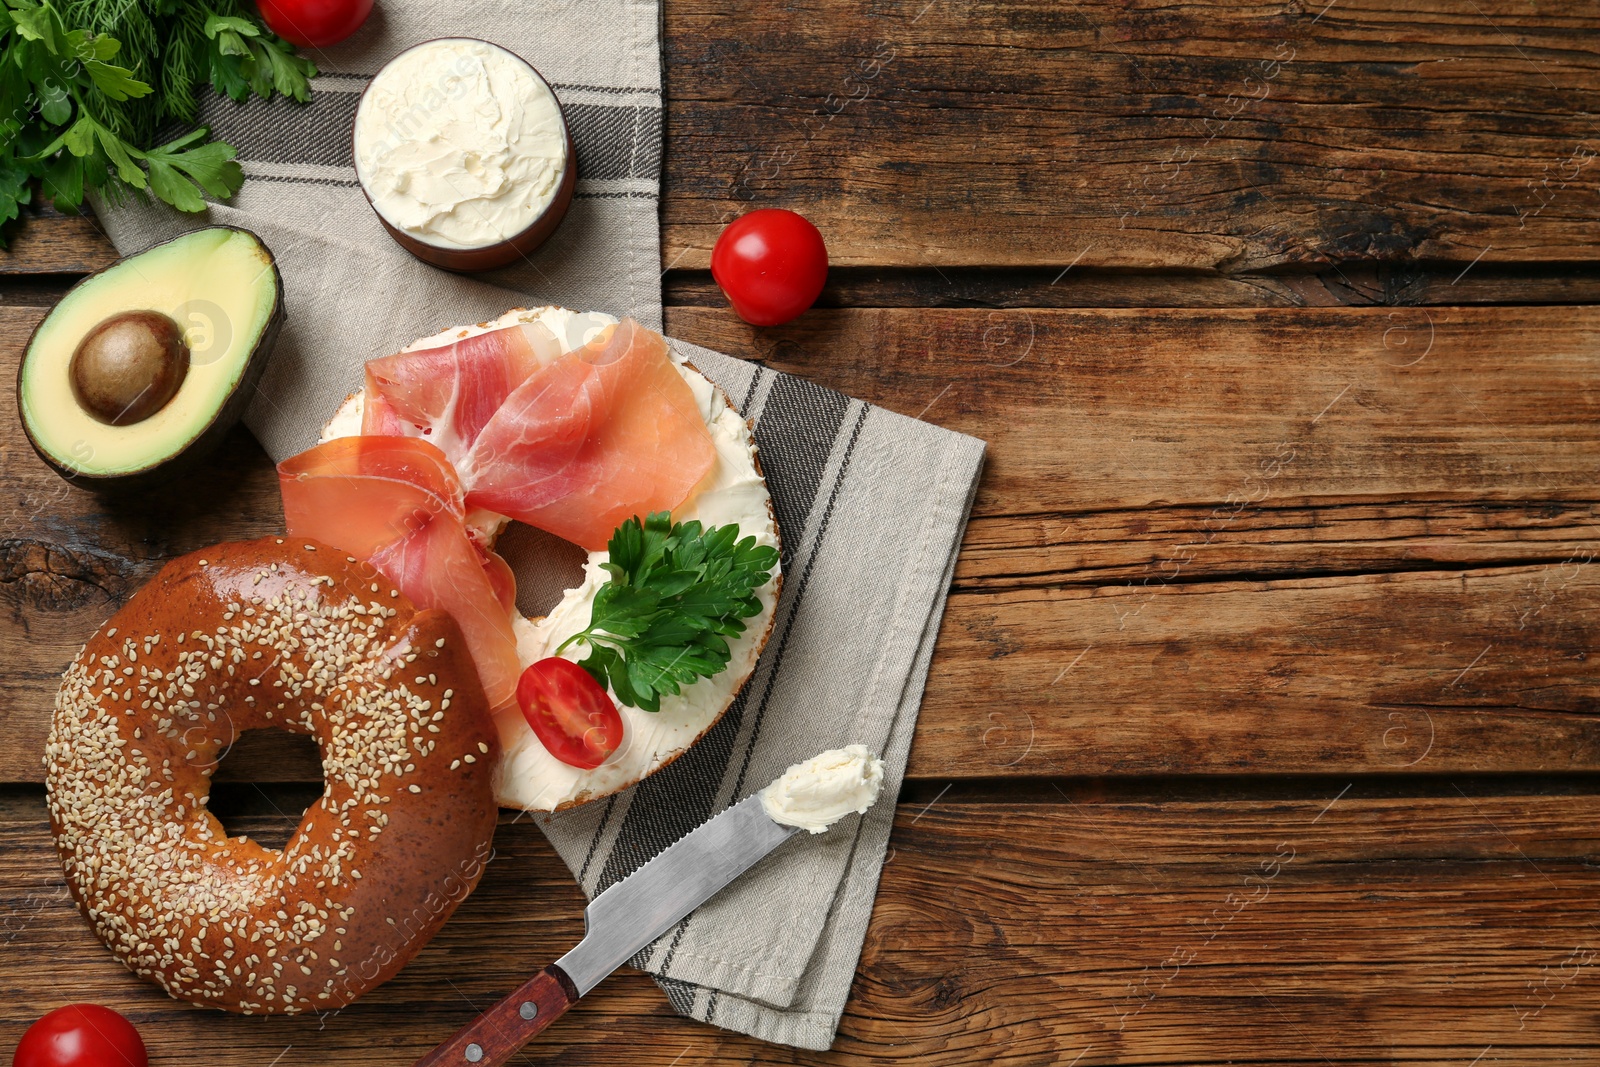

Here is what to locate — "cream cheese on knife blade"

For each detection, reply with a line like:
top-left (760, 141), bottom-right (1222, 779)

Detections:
top-left (761, 745), bottom-right (886, 833)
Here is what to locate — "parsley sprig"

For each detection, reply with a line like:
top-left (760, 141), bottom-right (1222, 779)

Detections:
top-left (1, 0), bottom-right (315, 244)
top-left (557, 513), bottom-right (780, 713)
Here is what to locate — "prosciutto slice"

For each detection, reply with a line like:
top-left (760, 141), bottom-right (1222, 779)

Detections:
top-left (363, 317), bottom-right (715, 551)
top-left (278, 436), bottom-right (522, 709)
top-left (461, 320), bottom-right (715, 549)
top-left (361, 320), bottom-right (564, 459)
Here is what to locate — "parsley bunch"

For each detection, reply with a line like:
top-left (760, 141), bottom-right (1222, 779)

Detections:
top-left (558, 513), bottom-right (780, 713)
top-left (1, 0), bottom-right (315, 245)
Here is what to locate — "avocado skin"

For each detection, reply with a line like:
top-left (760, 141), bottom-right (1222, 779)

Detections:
top-left (18, 226), bottom-right (286, 492)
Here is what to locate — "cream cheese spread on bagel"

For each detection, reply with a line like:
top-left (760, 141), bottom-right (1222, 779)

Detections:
top-left (321, 307), bottom-right (779, 811)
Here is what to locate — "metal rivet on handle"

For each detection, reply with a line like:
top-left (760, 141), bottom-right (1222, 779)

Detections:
top-left (465, 1044), bottom-right (484, 1063)
top-left (519, 1001), bottom-right (538, 1020)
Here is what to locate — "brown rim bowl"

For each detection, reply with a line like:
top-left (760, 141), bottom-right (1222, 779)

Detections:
top-left (352, 39), bottom-right (577, 273)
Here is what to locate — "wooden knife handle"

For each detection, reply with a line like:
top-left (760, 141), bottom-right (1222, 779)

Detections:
top-left (413, 964), bottom-right (579, 1067)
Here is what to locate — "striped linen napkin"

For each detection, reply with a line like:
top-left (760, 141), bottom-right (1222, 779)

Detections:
top-left (540, 340), bottom-right (982, 1048)
top-left (94, 1), bottom-right (984, 1050)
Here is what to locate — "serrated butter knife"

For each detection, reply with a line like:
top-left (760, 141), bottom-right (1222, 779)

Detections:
top-left (413, 793), bottom-right (802, 1067)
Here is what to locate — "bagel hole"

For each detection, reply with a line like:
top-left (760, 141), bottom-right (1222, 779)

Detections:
top-left (209, 728), bottom-right (324, 851)
top-left (494, 522), bottom-right (590, 617)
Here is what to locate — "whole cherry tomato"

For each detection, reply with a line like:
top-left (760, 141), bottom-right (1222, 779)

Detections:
top-left (710, 209), bottom-right (829, 327)
top-left (517, 657), bottom-right (623, 770)
top-left (255, 0), bottom-right (373, 48)
top-left (13, 1004), bottom-right (148, 1067)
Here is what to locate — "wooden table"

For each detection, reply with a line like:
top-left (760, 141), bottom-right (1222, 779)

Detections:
top-left (5, 2), bottom-right (1600, 1063)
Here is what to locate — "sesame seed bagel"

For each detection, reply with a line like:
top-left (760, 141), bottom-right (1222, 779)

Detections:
top-left (44, 537), bottom-right (499, 1015)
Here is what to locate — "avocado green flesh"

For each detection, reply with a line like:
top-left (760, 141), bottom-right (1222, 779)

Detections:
top-left (20, 228), bottom-right (279, 479)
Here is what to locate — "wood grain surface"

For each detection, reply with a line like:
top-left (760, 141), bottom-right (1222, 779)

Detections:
top-left (668, 0), bottom-right (1600, 270)
top-left (6, 306), bottom-right (1596, 783)
top-left (6, 791), bottom-right (1600, 1065)
top-left (5, 1), bottom-right (1600, 1063)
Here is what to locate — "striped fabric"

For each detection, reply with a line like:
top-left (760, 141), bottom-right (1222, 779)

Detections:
top-left (191, 73), bottom-right (662, 198)
top-left (93, 3), bottom-right (985, 1050)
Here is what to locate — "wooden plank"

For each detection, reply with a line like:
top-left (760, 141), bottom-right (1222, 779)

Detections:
top-left (668, 264), bottom-right (1600, 310)
top-left (663, 0), bottom-right (1600, 269)
top-left (666, 306), bottom-right (1600, 517)
top-left (954, 501), bottom-right (1600, 590)
top-left (17, 219), bottom-right (1600, 309)
top-left (9, 0), bottom-right (1600, 277)
top-left (5, 791), bottom-right (1600, 1064)
top-left (918, 565), bottom-right (1600, 778)
top-left (0, 208), bottom-right (117, 276)
top-left (5, 305), bottom-right (1600, 782)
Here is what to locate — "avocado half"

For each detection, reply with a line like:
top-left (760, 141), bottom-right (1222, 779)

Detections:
top-left (18, 226), bottom-right (284, 488)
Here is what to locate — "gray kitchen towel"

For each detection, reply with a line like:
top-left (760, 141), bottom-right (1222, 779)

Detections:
top-left (93, 4), bottom-right (986, 1051)
top-left (537, 341), bottom-right (983, 1048)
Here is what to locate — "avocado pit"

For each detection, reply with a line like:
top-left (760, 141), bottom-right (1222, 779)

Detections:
top-left (69, 311), bottom-right (191, 426)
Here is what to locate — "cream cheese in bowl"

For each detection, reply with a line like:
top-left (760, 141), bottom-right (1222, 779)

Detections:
top-left (354, 39), bottom-right (573, 268)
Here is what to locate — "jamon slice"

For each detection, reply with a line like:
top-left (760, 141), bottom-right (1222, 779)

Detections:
top-left (365, 514), bottom-right (521, 708)
top-left (461, 319), bottom-right (716, 550)
top-left (278, 436), bottom-right (522, 709)
top-left (359, 387), bottom-right (407, 438)
top-left (362, 320), bottom-right (564, 459)
top-left (278, 435), bottom-right (463, 555)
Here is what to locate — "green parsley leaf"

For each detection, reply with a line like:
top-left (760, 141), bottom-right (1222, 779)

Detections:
top-left (202, 13), bottom-right (260, 39)
top-left (7, 4), bottom-right (57, 47)
top-left (557, 513), bottom-right (780, 713)
top-left (83, 55), bottom-right (152, 102)
top-left (144, 130), bottom-right (243, 212)
top-left (211, 27), bottom-right (251, 58)
top-left (0, 160), bottom-right (32, 229)
top-left (37, 79), bottom-right (72, 125)
top-left (92, 121), bottom-right (145, 186)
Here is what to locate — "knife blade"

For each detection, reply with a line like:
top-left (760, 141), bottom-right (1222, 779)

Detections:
top-left (414, 794), bottom-right (801, 1067)
top-left (557, 794), bottom-right (800, 994)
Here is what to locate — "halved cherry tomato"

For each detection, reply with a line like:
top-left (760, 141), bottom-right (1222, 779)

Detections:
top-left (255, 0), bottom-right (373, 48)
top-left (517, 657), bottom-right (623, 769)
top-left (711, 209), bottom-right (829, 327)
top-left (13, 1004), bottom-right (148, 1067)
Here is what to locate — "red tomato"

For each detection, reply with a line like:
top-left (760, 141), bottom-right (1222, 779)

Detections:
top-left (710, 209), bottom-right (829, 327)
top-left (13, 1004), bottom-right (148, 1067)
top-left (255, 0), bottom-right (373, 48)
top-left (517, 657), bottom-right (623, 770)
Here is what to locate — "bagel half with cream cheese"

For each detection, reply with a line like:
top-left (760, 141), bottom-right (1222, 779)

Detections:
top-left (320, 308), bottom-right (779, 811)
